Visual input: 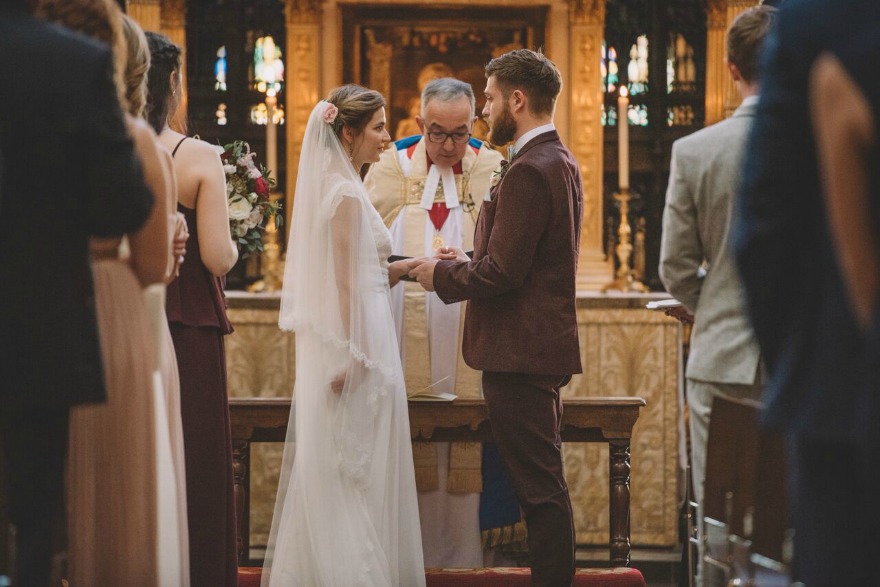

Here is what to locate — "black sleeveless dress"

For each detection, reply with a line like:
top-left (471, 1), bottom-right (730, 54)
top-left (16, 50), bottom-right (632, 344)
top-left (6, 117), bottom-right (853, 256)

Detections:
top-left (166, 137), bottom-right (238, 587)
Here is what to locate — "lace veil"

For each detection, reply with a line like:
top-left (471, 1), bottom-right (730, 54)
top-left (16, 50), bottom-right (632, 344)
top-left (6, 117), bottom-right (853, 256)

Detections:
top-left (264, 101), bottom-right (410, 585)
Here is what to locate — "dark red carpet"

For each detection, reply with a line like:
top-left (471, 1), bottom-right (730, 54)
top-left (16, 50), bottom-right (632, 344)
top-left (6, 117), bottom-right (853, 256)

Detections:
top-left (238, 566), bottom-right (647, 586)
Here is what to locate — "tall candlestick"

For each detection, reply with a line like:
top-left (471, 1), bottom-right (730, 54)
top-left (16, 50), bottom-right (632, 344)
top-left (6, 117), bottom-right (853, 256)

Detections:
top-left (265, 89), bottom-right (278, 179)
top-left (618, 86), bottom-right (629, 191)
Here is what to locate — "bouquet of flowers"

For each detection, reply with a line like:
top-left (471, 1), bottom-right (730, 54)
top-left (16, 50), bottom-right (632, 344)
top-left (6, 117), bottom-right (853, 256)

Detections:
top-left (218, 140), bottom-right (283, 257)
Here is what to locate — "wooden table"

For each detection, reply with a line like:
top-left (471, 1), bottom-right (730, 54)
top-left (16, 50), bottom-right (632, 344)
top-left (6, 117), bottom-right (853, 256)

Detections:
top-left (230, 396), bottom-right (645, 567)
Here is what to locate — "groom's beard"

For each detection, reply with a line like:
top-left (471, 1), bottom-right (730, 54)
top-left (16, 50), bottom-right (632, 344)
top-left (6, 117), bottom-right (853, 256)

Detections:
top-left (488, 104), bottom-right (517, 148)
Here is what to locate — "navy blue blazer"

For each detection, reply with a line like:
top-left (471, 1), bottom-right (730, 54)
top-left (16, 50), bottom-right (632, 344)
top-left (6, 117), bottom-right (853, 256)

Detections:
top-left (0, 10), bottom-right (154, 408)
top-left (733, 0), bottom-right (880, 439)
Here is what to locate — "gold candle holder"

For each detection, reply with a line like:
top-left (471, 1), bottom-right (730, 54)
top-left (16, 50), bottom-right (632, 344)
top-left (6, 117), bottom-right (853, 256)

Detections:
top-left (602, 188), bottom-right (649, 293)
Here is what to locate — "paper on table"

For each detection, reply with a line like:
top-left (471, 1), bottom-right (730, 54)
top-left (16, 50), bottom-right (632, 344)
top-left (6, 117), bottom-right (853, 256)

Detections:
top-left (645, 298), bottom-right (683, 311)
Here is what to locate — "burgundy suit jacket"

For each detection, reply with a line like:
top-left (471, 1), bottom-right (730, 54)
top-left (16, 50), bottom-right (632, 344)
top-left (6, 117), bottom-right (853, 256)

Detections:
top-left (434, 130), bottom-right (583, 375)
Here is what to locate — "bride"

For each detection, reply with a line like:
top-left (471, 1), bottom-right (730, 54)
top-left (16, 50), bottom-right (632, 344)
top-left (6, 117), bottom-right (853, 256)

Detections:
top-left (264, 85), bottom-right (425, 586)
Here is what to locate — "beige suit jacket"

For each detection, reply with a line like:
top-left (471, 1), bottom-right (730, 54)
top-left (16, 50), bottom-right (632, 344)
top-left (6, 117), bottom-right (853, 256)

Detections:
top-left (659, 101), bottom-right (761, 385)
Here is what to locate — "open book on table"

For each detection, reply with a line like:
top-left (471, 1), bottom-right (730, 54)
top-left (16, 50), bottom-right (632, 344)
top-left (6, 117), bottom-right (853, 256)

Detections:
top-left (407, 390), bottom-right (458, 402)
top-left (406, 375), bottom-right (457, 401)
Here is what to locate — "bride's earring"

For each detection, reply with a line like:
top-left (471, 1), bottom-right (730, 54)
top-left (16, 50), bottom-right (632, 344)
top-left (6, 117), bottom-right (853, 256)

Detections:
top-left (348, 141), bottom-right (354, 163)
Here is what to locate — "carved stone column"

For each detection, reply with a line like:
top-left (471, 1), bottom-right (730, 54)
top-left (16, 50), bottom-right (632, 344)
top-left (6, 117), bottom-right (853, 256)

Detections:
top-left (704, 0), bottom-right (728, 125)
top-left (285, 0), bottom-right (321, 229)
top-left (127, 0), bottom-right (161, 31)
top-left (161, 0), bottom-right (188, 131)
top-left (569, 0), bottom-right (613, 290)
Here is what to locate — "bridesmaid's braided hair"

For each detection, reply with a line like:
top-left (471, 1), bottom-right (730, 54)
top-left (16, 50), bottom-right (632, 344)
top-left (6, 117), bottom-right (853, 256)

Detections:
top-left (145, 31), bottom-right (182, 134)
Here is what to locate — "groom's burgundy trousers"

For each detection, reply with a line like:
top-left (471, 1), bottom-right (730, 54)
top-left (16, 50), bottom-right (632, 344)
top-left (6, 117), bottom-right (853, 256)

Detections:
top-left (482, 370), bottom-right (576, 587)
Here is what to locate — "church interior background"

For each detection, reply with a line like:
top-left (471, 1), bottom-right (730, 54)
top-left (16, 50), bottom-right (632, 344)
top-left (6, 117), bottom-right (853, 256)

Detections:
top-left (126, 0), bottom-right (760, 569)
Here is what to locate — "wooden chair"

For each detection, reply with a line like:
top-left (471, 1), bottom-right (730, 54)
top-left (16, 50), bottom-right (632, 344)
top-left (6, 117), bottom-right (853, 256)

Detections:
top-left (700, 394), bottom-right (791, 585)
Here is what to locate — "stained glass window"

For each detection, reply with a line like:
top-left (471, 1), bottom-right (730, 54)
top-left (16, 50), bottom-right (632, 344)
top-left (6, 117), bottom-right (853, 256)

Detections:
top-left (628, 104), bottom-right (648, 127)
top-left (601, 104), bottom-right (619, 127)
top-left (667, 105), bottom-right (694, 126)
top-left (668, 34), bottom-right (696, 94)
top-left (214, 46), bottom-right (227, 91)
top-left (253, 35), bottom-right (284, 94)
top-left (601, 42), bottom-right (619, 95)
top-left (249, 102), bottom-right (285, 126)
top-left (627, 35), bottom-right (649, 95)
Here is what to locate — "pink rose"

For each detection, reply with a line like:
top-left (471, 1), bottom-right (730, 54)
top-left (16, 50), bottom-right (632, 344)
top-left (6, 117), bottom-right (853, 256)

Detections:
top-left (322, 103), bottom-right (339, 125)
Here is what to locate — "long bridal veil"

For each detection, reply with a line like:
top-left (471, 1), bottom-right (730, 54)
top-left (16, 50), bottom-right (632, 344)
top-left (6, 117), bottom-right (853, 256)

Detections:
top-left (264, 101), bottom-right (424, 586)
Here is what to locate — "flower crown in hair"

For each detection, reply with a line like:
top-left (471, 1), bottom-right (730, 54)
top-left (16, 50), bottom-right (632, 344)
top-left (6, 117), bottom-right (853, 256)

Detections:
top-left (322, 103), bottom-right (339, 125)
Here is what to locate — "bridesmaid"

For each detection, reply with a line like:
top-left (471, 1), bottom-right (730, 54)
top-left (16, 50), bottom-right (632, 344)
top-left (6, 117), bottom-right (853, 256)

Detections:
top-left (121, 14), bottom-right (191, 586)
top-left (146, 31), bottom-right (240, 587)
top-left (34, 0), bottom-right (175, 584)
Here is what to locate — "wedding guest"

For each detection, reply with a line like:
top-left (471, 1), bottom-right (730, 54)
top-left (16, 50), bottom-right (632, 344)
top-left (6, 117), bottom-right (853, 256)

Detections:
top-left (121, 14), bottom-right (191, 585)
top-left (34, 0), bottom-right (177, 583)
top-left (659, 7), bottom-right (776, 586)
top-left (146, 31), bottom-right (240, 587)
top-left (0, 0), bottom-right (153, 584)
top-left (264, 84), bottom-right (424, 587)
top-left (733, 0), bottom-right (880, 583)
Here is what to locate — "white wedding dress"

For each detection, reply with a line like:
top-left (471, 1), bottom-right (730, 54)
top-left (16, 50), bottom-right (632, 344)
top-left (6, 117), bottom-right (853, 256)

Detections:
top-left (264, 101), bottom-right (425, 587)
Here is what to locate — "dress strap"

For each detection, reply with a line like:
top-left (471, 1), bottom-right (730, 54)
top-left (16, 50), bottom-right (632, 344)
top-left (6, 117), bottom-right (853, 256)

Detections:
top-left (171, 136), bottom-right (188, 158)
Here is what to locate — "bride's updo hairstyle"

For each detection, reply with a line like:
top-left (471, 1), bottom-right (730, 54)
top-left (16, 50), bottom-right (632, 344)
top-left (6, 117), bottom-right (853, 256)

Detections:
top-left (145, 31), bottom-right (183, 134)
top-left (326, 84), bottom-right (386, 138)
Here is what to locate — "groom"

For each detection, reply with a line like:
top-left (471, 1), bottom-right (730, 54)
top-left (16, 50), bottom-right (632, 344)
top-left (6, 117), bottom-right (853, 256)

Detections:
top-left (410, 48), bottom-right (583, 586)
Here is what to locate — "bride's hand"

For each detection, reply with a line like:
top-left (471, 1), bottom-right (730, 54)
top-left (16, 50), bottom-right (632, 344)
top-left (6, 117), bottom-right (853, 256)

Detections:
top-left (388, 259), bottom-right (411, 288)
top-left (331, 370), bottom-right (348, 394)
top-left (435, 246), bottom-right (469, 262)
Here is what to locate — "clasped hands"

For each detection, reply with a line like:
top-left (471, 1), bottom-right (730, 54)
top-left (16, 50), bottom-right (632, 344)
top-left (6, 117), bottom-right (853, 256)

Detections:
top-left (405, 246), bottom-right (469, 292)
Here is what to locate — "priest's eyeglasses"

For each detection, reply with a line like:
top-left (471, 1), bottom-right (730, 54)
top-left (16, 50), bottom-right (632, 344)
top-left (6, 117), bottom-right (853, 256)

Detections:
top-left (426, 131), bottom-right (472, 144)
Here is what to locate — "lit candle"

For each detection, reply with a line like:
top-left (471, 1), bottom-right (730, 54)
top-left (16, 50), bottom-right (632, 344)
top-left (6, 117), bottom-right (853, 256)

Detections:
top-left (266, 88), bottom-right (278, 183)
top-left (618, 86), bottom-right (629, 191)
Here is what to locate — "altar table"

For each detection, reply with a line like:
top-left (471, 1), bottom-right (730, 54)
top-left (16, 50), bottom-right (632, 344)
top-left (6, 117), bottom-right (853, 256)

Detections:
top-left (230, 396), bottom-right (645, 568)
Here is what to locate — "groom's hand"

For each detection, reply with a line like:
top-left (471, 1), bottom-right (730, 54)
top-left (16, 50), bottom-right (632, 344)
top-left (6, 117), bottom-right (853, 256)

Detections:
top-left (409, 258), bottom-right (438, 292)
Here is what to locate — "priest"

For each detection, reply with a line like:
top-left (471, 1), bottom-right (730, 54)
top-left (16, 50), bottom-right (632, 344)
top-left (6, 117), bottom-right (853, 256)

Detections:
top-left (365, 77), bottom-right (513, 567)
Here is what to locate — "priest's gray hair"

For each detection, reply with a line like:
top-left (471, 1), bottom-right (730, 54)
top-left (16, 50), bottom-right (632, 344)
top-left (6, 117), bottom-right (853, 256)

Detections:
top-left (421, 77), bottom-right (476, 118)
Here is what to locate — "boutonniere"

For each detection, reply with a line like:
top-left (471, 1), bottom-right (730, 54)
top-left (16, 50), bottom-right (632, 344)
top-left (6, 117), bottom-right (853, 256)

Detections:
top-left (490, 159), bottom-right (510, 188)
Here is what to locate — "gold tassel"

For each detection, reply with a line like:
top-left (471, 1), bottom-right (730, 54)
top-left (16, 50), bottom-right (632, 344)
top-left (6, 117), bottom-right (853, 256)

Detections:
top-left (481, 520), bottom-right (529, 550)
top-left (412, 441), bottom-right (438, 491)
top-left (446, 441), bottom-right (483, 493)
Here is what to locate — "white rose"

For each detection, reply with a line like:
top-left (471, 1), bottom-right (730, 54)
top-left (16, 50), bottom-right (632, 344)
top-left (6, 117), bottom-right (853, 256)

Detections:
top-left (234, 223), bottom-right (249, 237)
top-left (229, 198), bottom-right (253, 221)
top-left (247, 207), bottom-right (263, 228)
top-left (248, 192), bottom-right (258, 203)
top-left (223, 164), bottom-right (237, 175)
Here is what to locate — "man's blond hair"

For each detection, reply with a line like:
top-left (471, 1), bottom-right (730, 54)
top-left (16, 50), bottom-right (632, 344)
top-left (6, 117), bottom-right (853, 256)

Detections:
top-left (727, 5), bottom-right (778, 84)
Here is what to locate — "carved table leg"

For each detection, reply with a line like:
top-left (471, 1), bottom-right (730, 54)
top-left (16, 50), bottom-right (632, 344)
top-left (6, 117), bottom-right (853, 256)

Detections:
top-left (609, 439), bottom-right (632, 567)
top-left (232, 440), bottom-right (251, 565)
